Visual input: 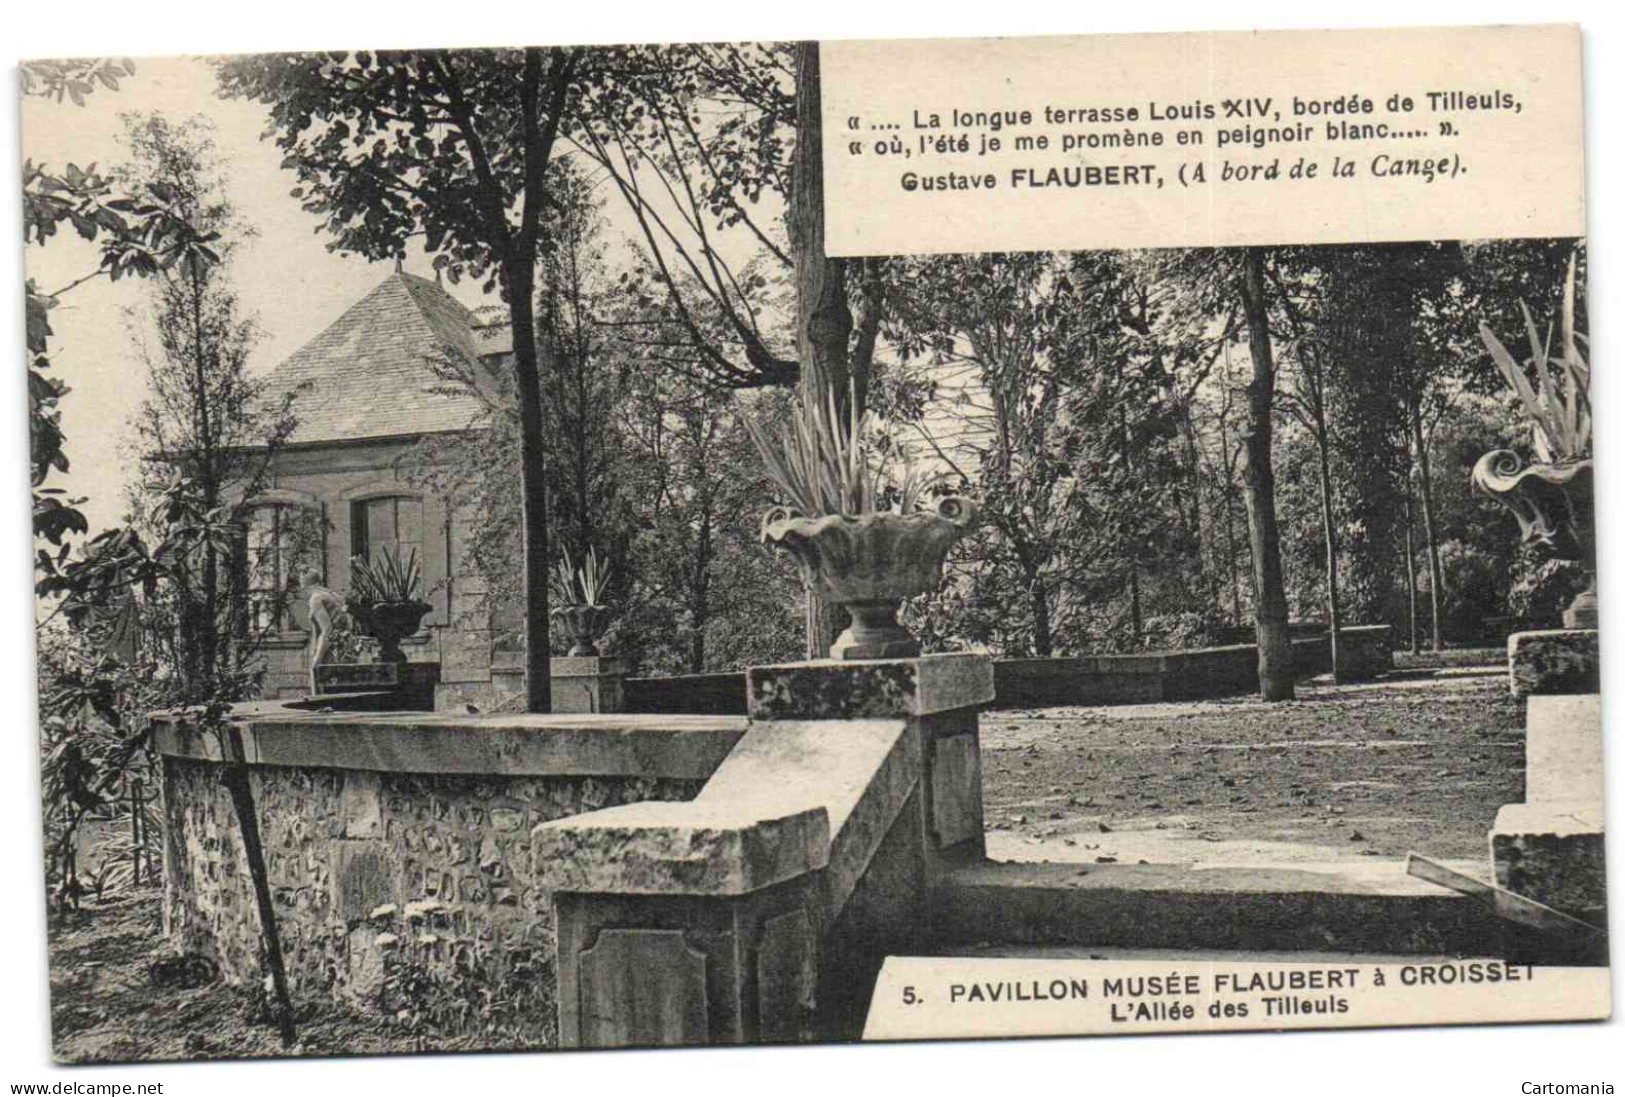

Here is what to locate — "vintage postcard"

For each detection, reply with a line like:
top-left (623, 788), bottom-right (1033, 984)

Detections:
top-left (16, 20), bottom-right (1608, 1068)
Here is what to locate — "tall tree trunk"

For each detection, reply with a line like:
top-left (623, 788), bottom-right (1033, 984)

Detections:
top-left (1237, 247), bottom-right (1295, 701)
top-left (1217, 376), bottom-right (1246, 626)
top-left (189, 270), bottom-right (220, 688)
top-left (1314, 433), bottom-right (1343, 683)
top-left (690, 607), bottom-right (708, 673)
top-left (1403, 478), bottom-right (1420, 655)
top-left (791, 40), bottom-right (851, 659)
top-left (1128, 565), bottom-right (1143, 646)
top-left (1225, 486), bottom-right (1244, 626)
top-left (1182, 403), bottom-right (1220, 614)
top-left (1411, 402), bottom-right (1445, 652)
top-left (690, 506), bottom-right (713, 673)
top-left (507, 258), bottom-right (554, 712)
top-left (495, 46), bottom-right (574, 711)
top-left (1118, 400), bottom-right (1144, 645)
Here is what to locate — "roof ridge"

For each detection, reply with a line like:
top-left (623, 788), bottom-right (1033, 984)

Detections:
top-left (257, 268), bottom-right (491, 447)
top-left (270, 273), bottom-right (415, 374)
top-left (396, 268), bottom-right (466, 308)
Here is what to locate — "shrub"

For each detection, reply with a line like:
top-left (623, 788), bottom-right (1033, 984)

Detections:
top-left (1137, 610), bottom-right (1226, 652)
top-left (1507, 552), bottom-right (1586, 626)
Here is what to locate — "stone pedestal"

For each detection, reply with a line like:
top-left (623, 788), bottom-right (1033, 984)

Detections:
top-left (536, 654), bottom-right (994, 1047)
top-left (314, 661), bottom-right (439, 709)
top-left (746, 653), bottom-right (994, 869)
top-left (551, 655), bottom-right (625, 714)
top-left (1520, 695), bottom-right (1606, 806)
top-left (1489, 680), bottom-right (1607, 964)
top-left (1492, 804), bottom-right (1606, 921)
top-left (1563, 582), bottom-right (1598, 630)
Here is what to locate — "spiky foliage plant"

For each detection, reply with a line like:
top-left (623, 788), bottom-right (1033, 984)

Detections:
top-left (550, 545), bottom-right (613, 607)
top-left (1479, 253), bottom-right (1591, 463)
top-left (743, 365), bottom-right (943, 518)
top-left (348, 545), bottom-right (423, 606)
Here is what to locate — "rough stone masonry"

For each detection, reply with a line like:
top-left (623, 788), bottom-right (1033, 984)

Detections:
top-left (161, 746), bottom-right (708, 1039)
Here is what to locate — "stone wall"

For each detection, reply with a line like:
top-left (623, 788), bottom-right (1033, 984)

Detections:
top-left (432, 623), bottom-right (1394, 720)
top-left (624, 672), bottom-right (748, 715)
top-left (994, 642), bottom-right (1281, 708)
top-left (990, 628), bottom-right (1391, 709)
top-left (1491, 635), bottom-right (1607, 964)
top-left (162, 757), bottom-right (702, 1042)
top-left (992, 656), bottom-right (1165, 707)
top-left (1334, 625), bottom-right (1394, 681)
top-left (1508, 629), bottom-right (1600, 697)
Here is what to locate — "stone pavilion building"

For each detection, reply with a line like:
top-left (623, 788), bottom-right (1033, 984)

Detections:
top-left (240, 269), bottom-right (516, 707)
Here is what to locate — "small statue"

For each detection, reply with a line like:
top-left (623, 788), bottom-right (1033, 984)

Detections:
top-left (301, 569), bottom-right (341, 697)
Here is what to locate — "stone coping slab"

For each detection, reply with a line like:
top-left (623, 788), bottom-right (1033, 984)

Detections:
top-left (706, 716), bottom-right (920, 911)
top-left (941, 857), bottom-right (1488, 896)
top-left (535, 718), bottom-right (916, 898)
top-left (533, 802), bottom-right (830, 896)
top-left (151, 704), bottom-right (747, 780)
top-left (747, 653), bottom-right (994, 720)
top-left (997, 655), bottom-right (1167, 677)
top-left (1510, 629), bottom-right (1600, 696)
top-left (551, 655), bottom-right (625, 677)
top-left (1494, 802), bottom-right (1606, 838)
top-left (931, 859), bottom-right (1505, 955)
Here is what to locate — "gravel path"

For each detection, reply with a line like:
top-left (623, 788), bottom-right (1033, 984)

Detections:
top-left (980, 667), bottom-right (1522, 869)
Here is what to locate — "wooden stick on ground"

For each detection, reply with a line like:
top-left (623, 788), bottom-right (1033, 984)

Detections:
top-left (1405, 853), bottom-right (1606, 946)
top-left (220, 722), bottom-right (298, 1047)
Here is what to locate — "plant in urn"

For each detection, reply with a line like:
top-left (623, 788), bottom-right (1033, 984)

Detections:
top-left (745, 367), bottom-right (976, 660)
top-left (1472, 253), bottom-right (1595, 628)
top-left (346, 547), bottom-right (432, 665)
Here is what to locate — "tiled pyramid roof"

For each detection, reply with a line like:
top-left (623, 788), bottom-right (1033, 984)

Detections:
top-left (262, 271), bottom-right (498, 446)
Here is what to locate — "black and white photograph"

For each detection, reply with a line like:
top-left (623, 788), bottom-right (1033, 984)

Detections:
top-left (4, 10), bottom-right (1617, 1089)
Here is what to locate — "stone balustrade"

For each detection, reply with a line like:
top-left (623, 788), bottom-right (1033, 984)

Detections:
top-left (535, 653), bottom-right (994, 1048)
top-left (1490, 629), bottom-right (1607, 963)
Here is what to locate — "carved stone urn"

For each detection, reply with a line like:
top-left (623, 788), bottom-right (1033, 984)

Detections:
top-left (761, 496), bottom-right (978, 660)
top-left (551, 603), bottom-right (610, 657)
top-left (349, 599), bottom-right (433, 664)
top-left (1471, 451), bottom-right (1596, 628)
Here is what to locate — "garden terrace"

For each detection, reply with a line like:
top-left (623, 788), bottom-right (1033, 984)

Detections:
top-left (152, 645), bottom-right (1513, 1050)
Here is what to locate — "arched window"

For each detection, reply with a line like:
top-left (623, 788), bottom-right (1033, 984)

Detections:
top-left (351, 495), bottom-right (424, 569)
top-left (244, 503), bottom-right (326, 633)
